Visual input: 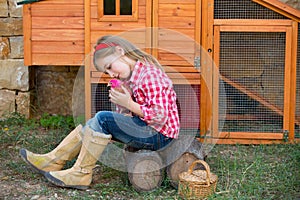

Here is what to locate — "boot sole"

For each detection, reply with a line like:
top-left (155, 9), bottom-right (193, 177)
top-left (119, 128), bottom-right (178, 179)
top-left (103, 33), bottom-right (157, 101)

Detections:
top-left (19, 148), bottom-right (47, 176)
top-left (44, 172), bottom-right (89, 190)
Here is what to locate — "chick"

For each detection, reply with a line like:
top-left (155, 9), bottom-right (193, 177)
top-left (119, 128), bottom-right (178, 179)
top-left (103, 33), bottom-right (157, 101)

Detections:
top-left (107, 79), bottom-right (132, 116)
top-left (107, 79), bottom-right (125, 93)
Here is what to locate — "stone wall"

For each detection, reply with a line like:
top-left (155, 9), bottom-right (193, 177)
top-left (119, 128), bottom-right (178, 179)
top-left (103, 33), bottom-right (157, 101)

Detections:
top-left (33, 66), bottom-right (80, 116)
top-left (0, 0), bottom-right (80, 118)
top-left (0, 0), bottom-right (32, 118)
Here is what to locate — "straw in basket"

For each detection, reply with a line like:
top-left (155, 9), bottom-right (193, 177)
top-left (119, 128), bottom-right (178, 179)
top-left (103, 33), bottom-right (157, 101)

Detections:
top-left (178, 160), bottom-right (218, 199)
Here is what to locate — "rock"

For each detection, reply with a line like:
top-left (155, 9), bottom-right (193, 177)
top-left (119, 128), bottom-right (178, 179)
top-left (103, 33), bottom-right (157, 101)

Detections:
top-left (0, 90), bottom-right (15, 117)
top-left (9, 36), bottom-right (23, 59)
top-left (0, 59), bottom-right (29, 91)
top-left (0, 37), bottom-right (9, 59)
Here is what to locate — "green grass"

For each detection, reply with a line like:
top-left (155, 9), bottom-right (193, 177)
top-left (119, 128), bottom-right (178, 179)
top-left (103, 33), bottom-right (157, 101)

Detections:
top-left (0, 113), bottom-right (299, 199)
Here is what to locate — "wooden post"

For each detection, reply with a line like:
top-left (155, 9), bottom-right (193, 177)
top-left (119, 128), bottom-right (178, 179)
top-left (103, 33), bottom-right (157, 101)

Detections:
top-left (200, 0), bottom-right (214, 140)
top-left (289, 21), bottom-right (298, 142)
top-left (23, 4), bottom-right (32, 66)
top-left (85, 0), bottom-right (92, 121)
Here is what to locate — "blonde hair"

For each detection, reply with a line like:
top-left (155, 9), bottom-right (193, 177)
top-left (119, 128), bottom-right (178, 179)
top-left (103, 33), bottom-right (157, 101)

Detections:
top-left (93, 35), bottom-right (164, 72)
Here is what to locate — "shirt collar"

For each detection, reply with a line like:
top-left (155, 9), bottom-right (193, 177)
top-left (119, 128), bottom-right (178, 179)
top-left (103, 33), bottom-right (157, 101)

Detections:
top-left (127, 60), bottom-right (144, 84)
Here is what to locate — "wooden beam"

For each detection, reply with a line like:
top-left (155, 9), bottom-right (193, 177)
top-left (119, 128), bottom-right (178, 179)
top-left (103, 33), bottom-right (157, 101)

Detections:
top-left (289, 21), bottom-right (298, 142)
top-left (214, 19), bottom-right (293, 26)
top-left (218, 132), bottom-right (284, 140)
top-left (85, 0), bottom-right (92, 121)
top-left (23, 4), bottom-right (32, 66)
top-left (200, 0), bottom-right (214, 137)
top-left (252, 0), bottom-right (300, 22)
top-left (283, 26), bottom-right (292, 133)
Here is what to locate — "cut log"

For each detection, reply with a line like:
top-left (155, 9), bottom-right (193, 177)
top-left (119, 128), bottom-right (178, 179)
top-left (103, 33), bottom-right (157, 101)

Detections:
top-left (126, 150), bottom-right (164, 192)
top-left (166, 152), bottom-right (198, 189)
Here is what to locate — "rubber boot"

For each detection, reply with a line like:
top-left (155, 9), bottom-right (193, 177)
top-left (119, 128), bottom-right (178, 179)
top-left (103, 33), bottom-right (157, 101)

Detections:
top-left (44, 126), bottom-right (112, 190)
top-left (20, 125), bottom-right (83, 175)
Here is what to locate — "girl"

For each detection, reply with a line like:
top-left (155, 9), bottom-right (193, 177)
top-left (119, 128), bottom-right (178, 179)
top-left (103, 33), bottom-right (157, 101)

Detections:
top-left (20, 35), bottom-right (180, 189)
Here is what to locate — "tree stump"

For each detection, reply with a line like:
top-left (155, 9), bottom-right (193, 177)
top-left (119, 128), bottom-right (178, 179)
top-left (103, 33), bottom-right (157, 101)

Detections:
top-left (166, 152), bottom-right (198, 188)
top-left (125, 150), bottom-right (164, 192)
top-left (165, 138), bottom-right (204, 188)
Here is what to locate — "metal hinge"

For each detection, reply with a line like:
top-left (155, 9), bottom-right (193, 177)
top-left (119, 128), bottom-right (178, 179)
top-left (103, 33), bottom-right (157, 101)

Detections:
top-left (194, 56), bottom-right (200, 71)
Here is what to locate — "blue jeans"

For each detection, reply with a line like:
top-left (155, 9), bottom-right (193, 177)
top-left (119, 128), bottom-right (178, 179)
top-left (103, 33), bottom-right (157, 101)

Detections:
top-left (85, 111), bottom-right (173, 151)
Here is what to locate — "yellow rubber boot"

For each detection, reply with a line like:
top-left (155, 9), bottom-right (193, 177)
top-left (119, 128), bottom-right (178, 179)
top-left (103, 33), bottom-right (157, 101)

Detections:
top-left (20, 125), bottom-right (83, 175)
top-left (44, 126), bottom-right (112, 190)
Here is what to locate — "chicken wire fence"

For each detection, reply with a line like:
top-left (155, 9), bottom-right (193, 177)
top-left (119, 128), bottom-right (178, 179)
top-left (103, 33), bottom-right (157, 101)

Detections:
top-left (91, 83), bottom-right (201, 136)
top-left (214, 0), bottom-right (288, 19)
top-left (218, 32), bottom-right (286, 133)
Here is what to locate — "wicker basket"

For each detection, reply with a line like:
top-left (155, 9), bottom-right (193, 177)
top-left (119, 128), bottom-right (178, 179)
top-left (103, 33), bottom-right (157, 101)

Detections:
top-left (178, 160), bottom-right (218, 199)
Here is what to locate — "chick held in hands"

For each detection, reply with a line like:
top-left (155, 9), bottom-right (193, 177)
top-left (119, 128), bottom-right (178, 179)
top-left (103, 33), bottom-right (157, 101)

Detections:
top-left (108, 79), bottom-right (124, 93)
top-left (108, 79), bottom-right (133, 116)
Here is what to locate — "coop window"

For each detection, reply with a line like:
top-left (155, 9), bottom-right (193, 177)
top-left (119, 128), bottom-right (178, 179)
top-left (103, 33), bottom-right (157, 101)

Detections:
top-left (98, 0), bottom-right (138, 21)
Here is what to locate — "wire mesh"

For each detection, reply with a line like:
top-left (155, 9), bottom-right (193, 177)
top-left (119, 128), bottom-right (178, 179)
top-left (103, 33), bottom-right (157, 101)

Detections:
top-left (218, 32), bottom-right (286, 133)
top-left (214, 0), bottom-right (288, 19)
top-left (91, 83), bottom-right (200, 130)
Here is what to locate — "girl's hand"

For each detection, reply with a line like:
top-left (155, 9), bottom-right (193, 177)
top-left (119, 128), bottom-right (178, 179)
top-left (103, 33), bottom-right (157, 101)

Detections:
top-left (109, 86), bottom-right (133, 109)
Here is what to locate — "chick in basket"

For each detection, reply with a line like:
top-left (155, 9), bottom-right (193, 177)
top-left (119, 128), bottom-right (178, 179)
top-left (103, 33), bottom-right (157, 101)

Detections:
top-left (108, 79), bottom-right (132, 116)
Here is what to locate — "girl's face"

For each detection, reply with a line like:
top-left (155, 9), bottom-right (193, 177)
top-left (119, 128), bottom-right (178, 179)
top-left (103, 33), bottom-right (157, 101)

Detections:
top-left (95, 47), bottom-right (134, 81)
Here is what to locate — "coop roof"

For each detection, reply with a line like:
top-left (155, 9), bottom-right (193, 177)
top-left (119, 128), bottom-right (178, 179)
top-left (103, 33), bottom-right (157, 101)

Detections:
top-left (252, 0), bottom-right (300, 22)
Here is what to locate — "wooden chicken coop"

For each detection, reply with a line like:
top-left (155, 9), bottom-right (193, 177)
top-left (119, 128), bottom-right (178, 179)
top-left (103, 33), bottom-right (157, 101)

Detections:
top-left (22, 0), bottom-right (300, 144)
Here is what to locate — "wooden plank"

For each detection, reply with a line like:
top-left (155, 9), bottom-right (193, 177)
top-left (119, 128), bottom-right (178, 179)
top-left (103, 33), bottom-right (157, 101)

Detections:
top-left (158, 28), bottom-right (195, 40)
top-left (214, 19), bottom-right (293, 26)
top-left (218, 132), bottom-right (283, 140)
top-left (158, 16), bottom-right (195, 28)
top-left (200, 0), bottom-right (214, 137)
top-left (158, 4), bottom-right (196, 17)
top-left (219, 25), bottom-right (289, 32)
top-left (160, 60), bottom-right (193, 66)
top-left (212, 25), bottom-right (220, 139)
top-left (32, 17), bottom-right (84, 29)
top-left (289, 21), bottom-right (299, 141)
top-left (32, 41), bottom-right (84, 54)
top-left (252, 0), bottom-right (300, 22)
top-left (158, 52), bottom-right (194, 61)
top-left (31, 29), bottom-right (84, 41)
top-left (152, 0), bottom-right (159, 58)
top-left (145, 0), bottom-right (152, 54)
top-left (35, 0), bottom-right (84, 4)
top-left (158, 41), bottom-right (196, 54)
top-left (85, 0), bottom-right (92, 120)
top-left (32, 53), bottom-right (85, 65)
top-left (90, 19), bottom-right (147, 31)
top-left (31, 5), bottom-right (84, 17)
top-left (283, 27), bottom-right (292, 132)
top-left (214, 139), bottom-right (284, 145)
top-left (159, 0), bottom-right (195, 3)
top-left (91, 31), bottom-right (125, 43)
top-left (23, 4), bottom-right (32, 66)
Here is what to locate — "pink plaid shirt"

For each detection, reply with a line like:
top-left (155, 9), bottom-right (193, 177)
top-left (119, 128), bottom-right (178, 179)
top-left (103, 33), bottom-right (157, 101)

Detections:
top-left (123, 60), bottom-right (180, 139)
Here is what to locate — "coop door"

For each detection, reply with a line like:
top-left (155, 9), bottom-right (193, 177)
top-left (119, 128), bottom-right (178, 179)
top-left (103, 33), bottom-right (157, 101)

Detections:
top-left (213, 24), bottom-right (293, 144)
